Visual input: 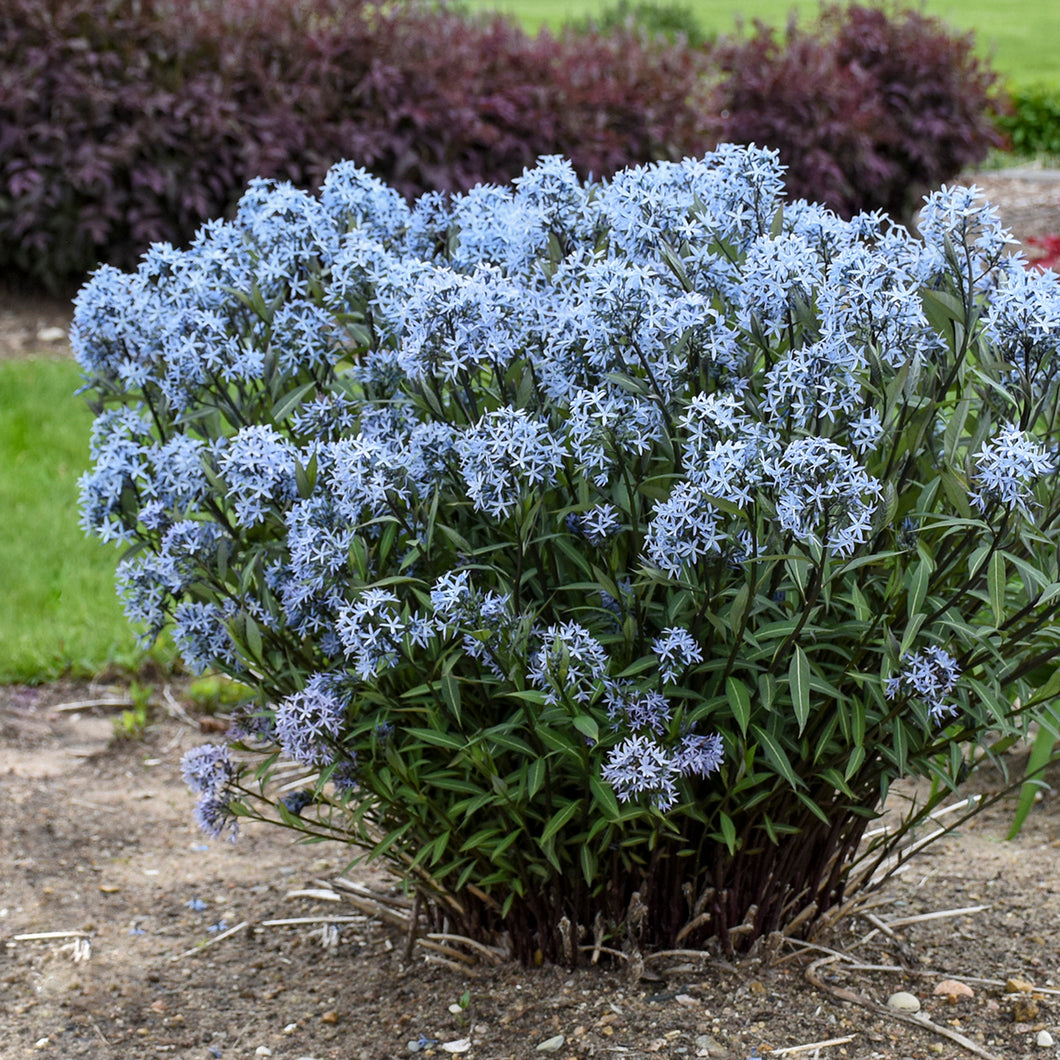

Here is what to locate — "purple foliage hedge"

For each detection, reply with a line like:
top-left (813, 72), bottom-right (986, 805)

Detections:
top-left (0, 0), bottom-right (714, 292)
top-left (1, 0), bottom-right (1003, 293)
top-left (710, 4), bottom-right (1003, 221)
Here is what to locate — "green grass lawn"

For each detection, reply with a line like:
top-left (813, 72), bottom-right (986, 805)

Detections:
top-left (466, 0), bottom-right (1060, 87)
top-left (0, 358), bottom-right (150, 681)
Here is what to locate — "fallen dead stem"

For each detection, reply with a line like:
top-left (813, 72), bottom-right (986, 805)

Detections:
top-left (785, 937), bottom-right (1060, 997)
top-left (804, 955), bottom-right (1002, 1060)
top-left (170, 920), bottom-right (249, 961)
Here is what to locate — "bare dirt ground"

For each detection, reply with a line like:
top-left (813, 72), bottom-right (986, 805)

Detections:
top-left (1, 680), bottom-right (1059, 1060)
top-left (3, 169), bottom-right (1060, 1060)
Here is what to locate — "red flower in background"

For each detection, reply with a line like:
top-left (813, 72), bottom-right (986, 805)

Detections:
top-left (1026, 234), bottom-right (1060, 273)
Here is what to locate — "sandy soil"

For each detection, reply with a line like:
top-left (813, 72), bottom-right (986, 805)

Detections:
top-left (1, 681), bottom-right (1059, 1060)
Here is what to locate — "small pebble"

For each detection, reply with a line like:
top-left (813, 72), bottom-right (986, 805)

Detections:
top-left (1014, 997), bottom-right (1042, 1022)
top-left (887, 991), bottom-right (921, 1013)
top-left (320, 1010), bottom-right (339, 1024)
top-left (407, 1041), bottom-right (422, 1053)
top-left (933, 979), bottom-right (974, 1001)
top-left (255, 1049), bottom-right (272, 1058)
top-left (283, 1023), bottom-right (298, 1034)
top-left (441, 1040), bottom-right (471, 1054)
top-left (694, 1033), bottom-right (728, 1057)
top-left (536, 1034), bottom-right (566, 1053)
top-left (37, 327), bottom-right (67, 344)
top-left (1007, 977), bottom-right (1035, 993)
top-left (1037, 1031), bottom-right (1055, 1048)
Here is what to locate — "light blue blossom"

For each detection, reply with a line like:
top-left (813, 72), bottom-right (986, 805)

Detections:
top-left (652, 627), bottom-right (704, 684)
top-left (567, 503), bottom-right (622, 545)
top-left (602, 727), bottom-right (724, 811)
top-left (886, 646), bottom-right (961, 722)
top-left (644, 481), bottom-right (727, 577)
top-left (602, 733), bottom-right (680, 810)
top-left (982, 263), bottom-right (1060, 398)
top-left (172, 600), bottom-right (239, 674)
top-left (565, 387), bottom-right (665, 487)
top-left (918, 184), bottom-right (1011, 286)
top-left (969, 425), bottom-right (1055, 516)
top-left (218, 426), bottom-right (298, 527)
top-left (337, 589), bottom-right (412, 680)
top-left (455, 408), bottom-right (562, 518)
top-left (78, 407), bottom-right (155, 543)
top-left (673, 732), bottom-right (725, 778)
top-left (276, 673), bottom-right (348, 767)
top-left (527, 622), bottom-right (609, 706)
top-left (738, 233), bottom-right (823, 341)
top-left (181, 744), bottom-right (239, 840)
top-left (319, 160), bottom-right (411, 243)
top-left (603, 681), bottom-right (673, 736)
top-left (767, 438), bottom-right (882, 557)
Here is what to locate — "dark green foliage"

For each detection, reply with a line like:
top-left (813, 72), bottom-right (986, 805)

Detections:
top-left (572, 0), bottom-right (712, 48)
top-left (709, 3), bottom-right (1003, 220)
top-left (996, 83), bottom-right (1060, 156)
top-left (0, 0), bottom-right (713, 292)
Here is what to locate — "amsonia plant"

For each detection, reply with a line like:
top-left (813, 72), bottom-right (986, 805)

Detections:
top-left (76, 146), bottom-right (1060, 961)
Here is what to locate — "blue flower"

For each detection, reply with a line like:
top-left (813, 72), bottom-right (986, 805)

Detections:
top-left (181, 745), bottom-right (239, 840)
top-left (767, 437), bottom-right (881, 557)
top-left (652, 628), bottom-right (704, 684)
top-left (969, 424), bottom-right (1055, 516)
top-left (276, 674), bottom-right (348, 768)
top-left (886, 646), bottom-right (962, 722)
top-left (527, 623), bottom-right (609, 706)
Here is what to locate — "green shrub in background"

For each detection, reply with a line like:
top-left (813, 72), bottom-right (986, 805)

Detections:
top-left (996, 83), bottom-right (1060, 158)
top-left (572, 0), bottom-right (712, 47)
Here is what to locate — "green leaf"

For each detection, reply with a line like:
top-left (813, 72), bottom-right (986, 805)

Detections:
top-left (272, 380), bottom-right (317, 424)
top-left (540, 799), bottom-right (581, 845)
top-left (294, 447), bottom-right (317, 496)
top-left (845, 743), bottom-right (866, 782)
top-left (907, 548), bottom-right (934, 621)
top-left (850, 584), bottom-right (871, 623)
top-left (579, 842), bottom-right (597, 886)
top-left (572, 714), bottom-right (599, 742)
top-left (726, 676), bottom-right (752, 736)
top-left (944, 394), bottom-right (972, 462)
top-left (589, 775), bottom-right (621, 821)
top-left (899, 613), bottom-right (926, 657)
top-left (988, 550), bottom-right (1006, 629)
top-left (939, 465), bottom-right (973, 519)
top-left (751, 724), bottom-right (803, 789)
top-left (526, 758), bottom-right (547, 800)
top-left (406, 727), bottom-right (466, 751)
top-left (1008, 703), bottom-right (1060, 838)
top-left (244, 613), bottom-right (263, 662)
top-left (789, 646), bottom-right (810, 736)
top-left (718, 811), bottom-right (737, 855)
top-left (441, 673), bottom-right (462, 725)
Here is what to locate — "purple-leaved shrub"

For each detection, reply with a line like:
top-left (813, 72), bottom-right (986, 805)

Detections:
top-left (0, 0), bottom-right (712, 292)
top-left (77, 147), bottom-right (1060, 961)
top-left (710, 3), bottom-right (1002, 220)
